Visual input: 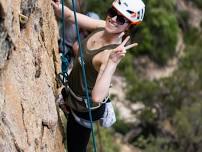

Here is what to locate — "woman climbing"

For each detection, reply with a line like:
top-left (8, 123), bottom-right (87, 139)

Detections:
top-left (52, 0), bottom-right (145, 151)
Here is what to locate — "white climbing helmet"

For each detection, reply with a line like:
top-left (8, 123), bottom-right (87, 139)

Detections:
top-left (112, 0), bottom-right (145, 25)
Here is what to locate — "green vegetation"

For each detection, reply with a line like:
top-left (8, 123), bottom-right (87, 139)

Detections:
top-left (191, 0), bottom-right (202, 9)
top-left (113, 111), bottom-right (133, 135)
top-left (133, 0), bottom-right (179, 65)
top-left (86, 0), bottom-right (113, 17)
top-left (123, 27), bottom-right (202, 152)
top-left (88, 124), bottom-right (120, 152)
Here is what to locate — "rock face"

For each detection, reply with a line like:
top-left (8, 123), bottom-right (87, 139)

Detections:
top-left (0, 0), bottom-right (64, 151)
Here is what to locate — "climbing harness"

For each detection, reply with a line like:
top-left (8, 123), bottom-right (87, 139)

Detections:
top-left (64, 83), bottom-right (109, 110)
top-left (71, 109), bottom-right (92, 128)
top-left (65, 83), bottom-right (109, 110)
top-left (71, 99), bottom-right (116, 129)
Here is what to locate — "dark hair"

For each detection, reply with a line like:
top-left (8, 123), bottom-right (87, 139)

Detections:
top-left (122, 25), bottom-right (139, 45)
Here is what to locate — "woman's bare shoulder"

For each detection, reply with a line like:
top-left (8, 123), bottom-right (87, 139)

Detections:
top-left (92, 49), bottom-right (111, 71)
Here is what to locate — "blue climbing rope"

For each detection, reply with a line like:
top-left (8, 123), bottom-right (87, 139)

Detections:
top-left (60, 0), bottom-right (97, 151)
top-left (71, 0), bottom-right (97, 152)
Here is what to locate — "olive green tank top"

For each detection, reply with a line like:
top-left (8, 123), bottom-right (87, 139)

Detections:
top-left (67, 28), bottom-right (118, 112)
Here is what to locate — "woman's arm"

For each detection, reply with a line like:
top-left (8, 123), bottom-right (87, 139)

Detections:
top-left (91, 57), bottom-right (117, 103)
top-left (91, 36), bottom-right (138, 103)
top-left (51, 1), bottom-right (105, 31)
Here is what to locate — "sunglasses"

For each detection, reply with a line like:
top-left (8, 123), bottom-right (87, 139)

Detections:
top-left (107, 7), bottom-right (130, 25)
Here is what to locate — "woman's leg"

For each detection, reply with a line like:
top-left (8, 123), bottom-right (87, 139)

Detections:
top-left (67, 113), bottom-right (92, 152)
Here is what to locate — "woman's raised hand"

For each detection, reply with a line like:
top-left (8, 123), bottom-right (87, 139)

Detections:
top-left (51, 0), bottom-right (62, 17)
top-left (51, 0), bottom-right (72, 19)
top-left (109, 36), bottom-right (138, 64)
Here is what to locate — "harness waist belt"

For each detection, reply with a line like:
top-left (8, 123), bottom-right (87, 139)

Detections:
top-left (65, 83), bottom-right (109, 110)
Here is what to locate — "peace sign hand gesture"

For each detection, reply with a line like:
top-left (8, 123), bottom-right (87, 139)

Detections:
top-left (109, 36), bottom-right (138, 64)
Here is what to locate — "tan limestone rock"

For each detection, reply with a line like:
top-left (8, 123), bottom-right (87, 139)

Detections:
top-left (0, 0), bottom-right (64, 151)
